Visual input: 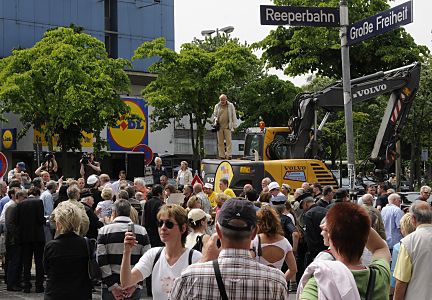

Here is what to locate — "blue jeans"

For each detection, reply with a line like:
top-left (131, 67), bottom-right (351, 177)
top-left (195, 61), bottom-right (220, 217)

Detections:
top-left (101, 287), bottom-right (141, 300)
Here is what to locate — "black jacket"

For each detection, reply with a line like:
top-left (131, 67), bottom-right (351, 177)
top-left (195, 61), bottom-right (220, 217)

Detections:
top-left (82, 202), bottom-right (103, 239)
top-left (44, 232), bottom-right (92, 300)
top-left (303, 204), bottom-right (327, 255)
top-left (16, 198), bottom-right (45, 244)
top-left (144, 196), bottom-right (164, 247)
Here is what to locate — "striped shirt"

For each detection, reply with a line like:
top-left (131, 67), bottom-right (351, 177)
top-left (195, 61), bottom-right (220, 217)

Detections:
top-left (169, 248), bottom-right (289, 299)
top-left (96, 216), bottom-right (150, 288)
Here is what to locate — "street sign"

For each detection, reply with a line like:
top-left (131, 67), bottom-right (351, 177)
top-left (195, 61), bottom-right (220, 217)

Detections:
top-left (132, 144), bottom-right (153, 166)
top-left (0, 152), bottom-right (8, 178)
top-left (347, 0), bottom-right (413, 45)
top-left (260, 5), bottom-right (339, 27)
top-left (191, 174), bottom-right (204, 187)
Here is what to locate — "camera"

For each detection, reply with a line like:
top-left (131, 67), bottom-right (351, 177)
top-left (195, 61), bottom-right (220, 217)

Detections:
top-left (44, 152), bottom-right (54, 161)
top-left (81, 153), bottom-right (89, 165)
top-left (211, 123), bottom-right (220, 133)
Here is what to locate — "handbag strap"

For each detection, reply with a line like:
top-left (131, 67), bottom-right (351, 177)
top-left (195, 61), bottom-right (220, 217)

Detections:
top-left (365, 266), bottom-right (376, 300)
top-left (84, 237), bottom-right (91, 258)
top-left (213, 260), bottom-right (228, 300)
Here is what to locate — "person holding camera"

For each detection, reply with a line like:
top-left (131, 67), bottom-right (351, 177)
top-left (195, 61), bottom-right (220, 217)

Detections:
top-left (79, 153), bottom-right (101, 181)
top-left (7, 162), bottom-right (30, 183)
top-left (211, 94), bottom-right (237, 160)
top-left (35, 153), bottom-right (58, 181)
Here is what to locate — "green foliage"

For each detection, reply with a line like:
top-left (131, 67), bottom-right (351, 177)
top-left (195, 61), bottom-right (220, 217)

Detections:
top-left (235, 74), bottom-right (301, 129)
top-left (402, 56), bottom-right (432, 185)
top-left (0, 27), bottom-right (131, 153)
top-left (133, 37), bottom-right (263, 159)
top-left (257, 0), bottom-right (429, 78)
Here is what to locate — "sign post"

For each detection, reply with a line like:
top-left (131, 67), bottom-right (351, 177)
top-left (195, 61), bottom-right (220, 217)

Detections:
top-left (339, 0), bottom-right (356, 191)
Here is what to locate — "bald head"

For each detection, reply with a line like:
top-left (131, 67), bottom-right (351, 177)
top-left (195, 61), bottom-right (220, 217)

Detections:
top-left (243, 184), bottom-right (253, 193)
top-left (362, 193), bottom-right (374, 206)
top-left (410, 200), bottom-right (432, 226)
top-left (193, 183), bottom-right (203, 194)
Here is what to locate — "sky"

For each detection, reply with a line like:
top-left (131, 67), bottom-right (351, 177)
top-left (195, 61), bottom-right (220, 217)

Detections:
top-left (174, 0), bottom-right (431, 86)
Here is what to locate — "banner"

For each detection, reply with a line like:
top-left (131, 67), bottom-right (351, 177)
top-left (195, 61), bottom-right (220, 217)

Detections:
top-left (2, 128), bottom-right (17, 150)
top-left (107, 97), bottom-right (149, 151)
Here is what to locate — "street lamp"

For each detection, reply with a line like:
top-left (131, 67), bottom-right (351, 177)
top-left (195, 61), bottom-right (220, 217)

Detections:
top-left (200, 26), bottom-right (235, 37)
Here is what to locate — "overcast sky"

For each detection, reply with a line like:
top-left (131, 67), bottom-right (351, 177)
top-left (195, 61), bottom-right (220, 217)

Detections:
top-left (174, 0), bottom-right (431, 86)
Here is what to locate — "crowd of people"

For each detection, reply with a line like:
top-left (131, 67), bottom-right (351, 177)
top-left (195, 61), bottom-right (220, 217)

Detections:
top-left (0, 156), bottom-right (431, 300)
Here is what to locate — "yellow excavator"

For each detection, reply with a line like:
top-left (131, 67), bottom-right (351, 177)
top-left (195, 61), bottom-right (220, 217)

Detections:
top-left (202, 63), bottom-right (420, 194)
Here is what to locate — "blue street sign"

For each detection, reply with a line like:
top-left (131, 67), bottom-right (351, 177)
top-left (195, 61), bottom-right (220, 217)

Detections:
top-left (260, 5), bottom-right (340, 27)
top-left (347, 1), bottom-right (413, 45)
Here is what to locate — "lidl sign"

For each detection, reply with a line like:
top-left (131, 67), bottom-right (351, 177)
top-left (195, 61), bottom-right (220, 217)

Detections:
top-left (108, 97), bottom-right (148, 151)
top-left (2, 128), bottom-right (17, 151)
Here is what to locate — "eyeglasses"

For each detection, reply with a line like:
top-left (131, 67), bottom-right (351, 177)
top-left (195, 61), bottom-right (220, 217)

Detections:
top-left (157, 220), bottom-right (177, 229)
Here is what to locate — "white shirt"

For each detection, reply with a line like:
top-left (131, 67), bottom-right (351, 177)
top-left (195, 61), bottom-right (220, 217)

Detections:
top-left (0, 199), bottom-right (13, 224)
top-left (133, 247), bottom-right (202, 300)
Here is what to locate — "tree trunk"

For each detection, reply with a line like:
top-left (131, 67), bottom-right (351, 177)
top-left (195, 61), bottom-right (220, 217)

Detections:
top-left (188, 114), bottom-right (199, 172)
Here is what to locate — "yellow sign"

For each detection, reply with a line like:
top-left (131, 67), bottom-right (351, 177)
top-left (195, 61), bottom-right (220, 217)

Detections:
top-left (108, 99), bottom-right (147, 150)
top-left (34, 129), bottom-right (93, 148)
top-left (214, 161), bottom-right (234, 193)
top-left (2, 130), bottom-right (13, 149)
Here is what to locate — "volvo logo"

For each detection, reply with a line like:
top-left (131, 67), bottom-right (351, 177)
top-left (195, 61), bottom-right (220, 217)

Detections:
top-left (353, 84), bottom-right (387, 98)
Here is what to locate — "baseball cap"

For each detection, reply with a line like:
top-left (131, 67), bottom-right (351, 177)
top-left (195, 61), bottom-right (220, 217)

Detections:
top-left (271, 195), bottom-right (288, 206)
top-left (87, 174), bottom-right (99, 186)
top-left (204, 183), bottom-right (213, 189)
top-left (17, 162), bottom-right (26, 171)
top-left (80, 189), bottom-right (93, 199)
top-left (268, 181), bottom-right (280, 191)
top-left (218, 198), bottom-right (256, 231)
top-left (188, 208), bottom-right (211, 222)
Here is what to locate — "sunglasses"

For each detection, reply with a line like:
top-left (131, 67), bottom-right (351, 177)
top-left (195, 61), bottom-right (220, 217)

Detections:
top-left (157, 220), bottom-right (177, 229)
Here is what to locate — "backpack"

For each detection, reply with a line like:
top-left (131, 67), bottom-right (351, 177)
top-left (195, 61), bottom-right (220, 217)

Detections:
top-left (192, 234), bottom-right (204, 252)
top-left (84, 237), bottom-right (102, 281)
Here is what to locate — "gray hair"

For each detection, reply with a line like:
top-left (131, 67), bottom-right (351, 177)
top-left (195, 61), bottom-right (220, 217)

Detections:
top-left (410, 200), bottom-right (432, 224)
top-left (388, 193), bottom-right (401, 203)
top-left (46, 180), bottom-right (57, 192)
top-left (134, 177), bottom-right (145, 187)
top-left (67, 185), bottom-right (81, 200)
top-left (112, 199), bottom-right (131, 217)
top-left (217, 222), bottom-right (254, 241)
top-left (193, 183), bottom-right (203, 194)
top-left (155, 157), bottom-right (162, 163)
top-left (362, 193), bottom-right (374, 206)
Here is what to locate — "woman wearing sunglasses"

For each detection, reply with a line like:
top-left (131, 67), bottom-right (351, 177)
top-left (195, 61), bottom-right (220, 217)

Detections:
top-left (120, 204), bottom-right (202, 300)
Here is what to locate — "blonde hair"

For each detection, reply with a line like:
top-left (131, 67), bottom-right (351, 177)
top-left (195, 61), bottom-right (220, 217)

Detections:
top-left (187, 195), bottom-right (201, 210)
top-left (157, 204), bottom-right (188, 246)
top-left (216, 192), bottom-right (229, 207)
top-left (400, 213), bottom-right (416, 237)
top-left (53, 201), bottom-right (81, 235)
top-left (101, 187), bottom-right (113, 200)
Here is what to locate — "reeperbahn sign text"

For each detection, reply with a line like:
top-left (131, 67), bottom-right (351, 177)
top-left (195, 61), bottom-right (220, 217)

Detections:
top-left (347, 1), bottom-right (413, 45)
top-left (260, 5), bottom-right (339, 27)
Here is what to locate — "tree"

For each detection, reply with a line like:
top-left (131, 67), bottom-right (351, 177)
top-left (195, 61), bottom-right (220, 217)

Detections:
top-left (235, 74), bottom-right (301, 130)
top-left (133, 37), bottom-right (262, 162)
top-left (402, 55), bottom-right (432, 187)
top-left (257, 0), bottom-right (428, 78)
top-left (0, 27), bottom-right (131, 153)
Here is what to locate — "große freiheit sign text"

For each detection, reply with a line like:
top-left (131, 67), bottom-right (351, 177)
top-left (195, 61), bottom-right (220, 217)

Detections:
top-left (347, 0), bottom-right (413, 45)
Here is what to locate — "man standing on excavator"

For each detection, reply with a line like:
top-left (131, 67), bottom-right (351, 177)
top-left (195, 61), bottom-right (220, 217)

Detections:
top-left (212, 94), bottom-right (237, 160)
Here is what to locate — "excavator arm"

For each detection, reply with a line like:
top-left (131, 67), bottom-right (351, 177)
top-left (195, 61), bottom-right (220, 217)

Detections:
top-left (282, 62), bottom-right (421, 178)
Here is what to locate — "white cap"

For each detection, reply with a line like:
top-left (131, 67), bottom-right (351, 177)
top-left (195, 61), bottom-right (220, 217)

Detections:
top-left (87, 174), bottom-right (99, 186)
top-left (268, 181), bottom-right (280, 191)
top-left (188, 208), bottom-right (211, 222)
top-left (204, 183), bottom-right (213, 189)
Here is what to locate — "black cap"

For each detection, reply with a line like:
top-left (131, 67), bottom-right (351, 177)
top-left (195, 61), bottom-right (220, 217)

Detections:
top-left (270, 195), bottom-right (288, 206)
top-left (80, 189), bottom-right (93, 199)
top-left (218, 198), bottom-right (256, 232)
